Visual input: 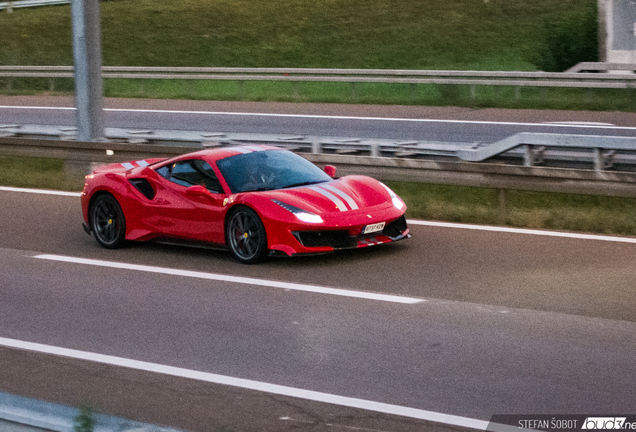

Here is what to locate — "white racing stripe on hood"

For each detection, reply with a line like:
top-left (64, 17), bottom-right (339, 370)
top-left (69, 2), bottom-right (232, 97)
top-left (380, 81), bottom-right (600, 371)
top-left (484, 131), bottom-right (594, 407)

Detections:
top-left (308, 185), bottom-right (348, 211)
top-left (320, 183), bottom-right (359, 210)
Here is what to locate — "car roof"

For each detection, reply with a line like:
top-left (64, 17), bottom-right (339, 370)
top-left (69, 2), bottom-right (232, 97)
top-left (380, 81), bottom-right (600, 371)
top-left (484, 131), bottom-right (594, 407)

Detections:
top-left (178, 145), bottom-right (283, 163)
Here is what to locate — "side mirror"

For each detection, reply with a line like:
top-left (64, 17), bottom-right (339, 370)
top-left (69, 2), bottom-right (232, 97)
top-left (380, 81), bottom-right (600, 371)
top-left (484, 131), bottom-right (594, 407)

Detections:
top-left (186, 185), bottom-right (210, 198)
top-left (324, 165), bottom-right (337, 178)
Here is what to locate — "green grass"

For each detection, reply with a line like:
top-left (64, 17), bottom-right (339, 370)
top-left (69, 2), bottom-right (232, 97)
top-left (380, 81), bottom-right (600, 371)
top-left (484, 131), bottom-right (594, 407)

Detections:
top-left (0, 0), bottom-right (561, 69)
top-left (0, 156), bottom-right (84, 191)
top-left (2, 155), bottom-right (635, 237)
top-left (386, 181), bottom-right (636, 236)
top-left (4, 78), bottom-right (636, 111)
top-left (0, 0), bottom-right (622, 111)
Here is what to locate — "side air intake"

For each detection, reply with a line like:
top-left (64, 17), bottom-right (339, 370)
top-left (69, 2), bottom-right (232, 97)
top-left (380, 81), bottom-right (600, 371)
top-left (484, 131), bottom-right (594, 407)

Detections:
top-left (129, 178), bottom-right (155, 200)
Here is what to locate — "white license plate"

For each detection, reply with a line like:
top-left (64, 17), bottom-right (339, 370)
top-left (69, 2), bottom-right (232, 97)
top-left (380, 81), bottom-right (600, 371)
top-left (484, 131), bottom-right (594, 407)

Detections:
top-left (363, 222), bottom-right (385, 234)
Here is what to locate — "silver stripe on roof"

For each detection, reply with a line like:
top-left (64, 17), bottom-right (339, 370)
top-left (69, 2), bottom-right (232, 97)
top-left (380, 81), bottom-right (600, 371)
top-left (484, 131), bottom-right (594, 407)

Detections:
top-left (242, 145), bottom-right (266, 152)
top-left (232, 147), bottom-right (253, 154)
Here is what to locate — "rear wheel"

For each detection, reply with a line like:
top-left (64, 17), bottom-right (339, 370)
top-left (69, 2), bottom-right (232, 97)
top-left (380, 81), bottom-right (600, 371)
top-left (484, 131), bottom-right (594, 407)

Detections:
top-left (225, 207), bottom-right (268, 264)
top-left (90, 194), bottom-right (126, 249)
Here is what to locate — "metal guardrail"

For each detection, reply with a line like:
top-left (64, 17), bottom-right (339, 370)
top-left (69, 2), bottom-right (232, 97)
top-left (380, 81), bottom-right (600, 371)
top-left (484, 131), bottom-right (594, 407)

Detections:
top-left (0, 391), bottom-right (186, 432)
top-left (2, 124), bottom-right (636, 173)
top-left (0, 0), bottom-right (69, 11)
top-left (2, 64), bottom-right (636, 90)
top-left (566, 62), bottom-right (636, 73)
top-left (2, 125), bottom-right (636, 198)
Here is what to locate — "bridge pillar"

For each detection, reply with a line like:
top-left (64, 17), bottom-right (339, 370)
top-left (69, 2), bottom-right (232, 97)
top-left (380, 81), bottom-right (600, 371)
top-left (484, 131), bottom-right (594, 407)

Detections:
top-left (602, 0), bottom-right (636, 66)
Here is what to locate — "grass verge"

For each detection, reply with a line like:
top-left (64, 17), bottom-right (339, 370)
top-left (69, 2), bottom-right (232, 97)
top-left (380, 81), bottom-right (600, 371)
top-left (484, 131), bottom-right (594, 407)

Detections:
top-left (4, 79), bottom-right (636, 112)
top-left (387, 182), bottom-right (636, 236)
top-left (3, 155), bottom-right (635, 237)
top-left (0, 156), bottom-right (84, 191)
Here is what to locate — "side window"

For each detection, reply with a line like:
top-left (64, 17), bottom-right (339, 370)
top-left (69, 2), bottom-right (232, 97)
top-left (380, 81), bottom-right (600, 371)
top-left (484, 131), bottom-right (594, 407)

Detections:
top-left (156, 165), bottom-right (170, 179)
top-left (162, 159), bottom-right (222, 193)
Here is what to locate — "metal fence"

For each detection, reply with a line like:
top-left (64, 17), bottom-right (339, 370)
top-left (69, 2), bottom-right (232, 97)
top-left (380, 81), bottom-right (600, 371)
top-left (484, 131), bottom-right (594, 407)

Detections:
top-left (2, 64), bottom-right (636, 92)
top-left (3, 124), bottom-right (636, 172)
top-left (0, 0), bottom-right (69, 11)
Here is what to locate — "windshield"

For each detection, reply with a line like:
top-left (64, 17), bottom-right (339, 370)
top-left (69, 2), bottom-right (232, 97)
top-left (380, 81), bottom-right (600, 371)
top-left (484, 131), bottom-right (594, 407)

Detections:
top-left (216, 149), bottom-right (332, 193)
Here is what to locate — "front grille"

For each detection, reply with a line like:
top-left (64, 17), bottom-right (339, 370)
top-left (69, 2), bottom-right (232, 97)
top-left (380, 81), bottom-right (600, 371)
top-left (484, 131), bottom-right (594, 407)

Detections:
top-left (382, 215), bottom-right (408, 238)
top-left (293, 216), bottom-right (408, 249)
top-left (293, 230), bottom-right (355, 248)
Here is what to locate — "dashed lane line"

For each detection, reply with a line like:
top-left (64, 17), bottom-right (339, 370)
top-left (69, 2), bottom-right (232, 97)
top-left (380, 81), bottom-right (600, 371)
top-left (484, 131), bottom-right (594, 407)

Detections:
top-left (33, 254), bottom-right (425, 304)
top-left (0, 186), bottom-right (80, 197)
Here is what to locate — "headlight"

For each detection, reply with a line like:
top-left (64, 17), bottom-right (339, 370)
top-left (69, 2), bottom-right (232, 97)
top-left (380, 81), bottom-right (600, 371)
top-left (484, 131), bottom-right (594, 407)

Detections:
top-left (272, 199), bottom-right (324, 223)
top-left (380, 183), bottom-right (404, 210)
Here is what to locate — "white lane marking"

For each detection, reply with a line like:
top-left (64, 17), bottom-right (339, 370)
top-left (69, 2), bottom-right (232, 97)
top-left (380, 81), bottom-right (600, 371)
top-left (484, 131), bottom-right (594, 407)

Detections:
top-left (409, 220), bottom-right (636, 244)
top-left (2, 105), bottom-right (636, 130)
top-left (33, 254), bottom-right (424, 304)
top-left (0, 186), bottom-right (80, 197)
top-left (2, 186), bottom-right (635, 244)
top-left (543, 121), bottom-right (616, 126)
top-left (0, 336), bottom-right (488, 430)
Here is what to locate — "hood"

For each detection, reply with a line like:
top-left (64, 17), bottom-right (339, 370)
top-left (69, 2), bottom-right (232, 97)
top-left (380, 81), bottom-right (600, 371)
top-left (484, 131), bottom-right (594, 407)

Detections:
top-left (267, 177), bottom-right (389, 214)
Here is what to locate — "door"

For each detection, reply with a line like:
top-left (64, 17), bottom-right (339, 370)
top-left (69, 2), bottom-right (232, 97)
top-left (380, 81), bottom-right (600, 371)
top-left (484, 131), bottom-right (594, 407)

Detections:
top-left (150, 159), bottom-right (227, 244)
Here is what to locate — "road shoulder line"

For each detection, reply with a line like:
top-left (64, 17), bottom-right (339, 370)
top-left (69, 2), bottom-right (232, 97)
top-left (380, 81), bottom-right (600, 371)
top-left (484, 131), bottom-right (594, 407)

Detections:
top-left (0, 337), bottom-right (488, 431)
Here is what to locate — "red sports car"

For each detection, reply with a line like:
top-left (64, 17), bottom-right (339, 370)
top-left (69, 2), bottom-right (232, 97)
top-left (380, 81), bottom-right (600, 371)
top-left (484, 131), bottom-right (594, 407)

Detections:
top-left (81, 145), bottom-right (410, 263)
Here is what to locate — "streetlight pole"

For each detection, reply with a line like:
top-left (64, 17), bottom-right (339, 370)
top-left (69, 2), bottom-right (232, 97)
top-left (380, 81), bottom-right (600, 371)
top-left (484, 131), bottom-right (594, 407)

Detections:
top-left (71, 0), bottom-right (104, 142)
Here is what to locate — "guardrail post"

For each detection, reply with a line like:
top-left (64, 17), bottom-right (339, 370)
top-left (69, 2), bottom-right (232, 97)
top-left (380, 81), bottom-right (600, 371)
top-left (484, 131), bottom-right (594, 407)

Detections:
top-left (523, 145), bottom-right (534, 167)
top-left (370, 142), bottom-right (380, 157)
top-left (524, 145), bottom-right (545, 167)
top-left (311, 140), bottom-right (321, 154)
top-left (594, 148), bottom-right (615, 172)
top-left (594, 148), bottom-right (602, 171)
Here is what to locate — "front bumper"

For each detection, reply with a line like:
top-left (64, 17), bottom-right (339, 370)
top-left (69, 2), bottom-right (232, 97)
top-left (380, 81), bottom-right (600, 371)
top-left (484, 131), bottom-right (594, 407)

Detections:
top-left (268, 214), bottom-right (411, 256)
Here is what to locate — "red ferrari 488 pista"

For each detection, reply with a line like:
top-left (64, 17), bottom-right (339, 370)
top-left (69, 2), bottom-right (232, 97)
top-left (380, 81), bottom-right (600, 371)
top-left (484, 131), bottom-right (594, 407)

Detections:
top-left (81, 145), bottom-right (410, 263)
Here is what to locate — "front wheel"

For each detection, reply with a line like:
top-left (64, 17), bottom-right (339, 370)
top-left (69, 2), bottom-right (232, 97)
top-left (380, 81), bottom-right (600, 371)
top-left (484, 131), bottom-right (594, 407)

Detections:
top-left (90, 194), bottom-right (126, 249)
top-left (225, 207), bottom-right (268, 264)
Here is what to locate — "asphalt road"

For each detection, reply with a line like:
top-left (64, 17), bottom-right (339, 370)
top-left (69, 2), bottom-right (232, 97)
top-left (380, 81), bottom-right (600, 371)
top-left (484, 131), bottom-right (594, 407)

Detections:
top-left (2, 97), bottom-right (636, 431)
top-left (3, 96), bottom-right (636, 144)
top-left (1, 188), bottom-right (635, 431)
